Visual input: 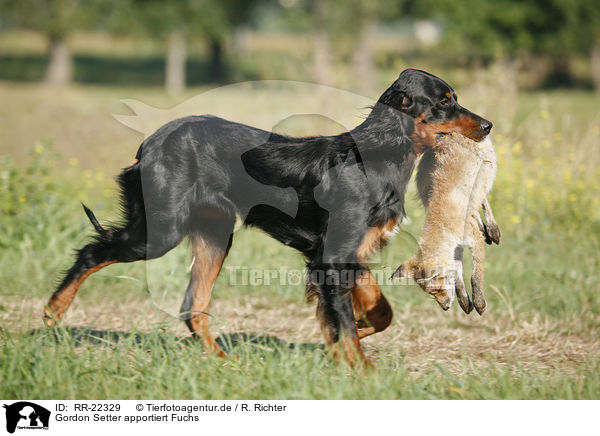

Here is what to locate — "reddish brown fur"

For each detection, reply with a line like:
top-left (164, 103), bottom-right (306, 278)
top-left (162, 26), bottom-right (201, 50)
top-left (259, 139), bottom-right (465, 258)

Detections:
top-left (352, 272), bottom-right (393, 339)
top-left (356, 218), bottom-right (398, 261)
top-left (184, 236), bottom-right (228, 357)
top-left (412, 113), bottom-right (486, 153)
top-left (352, 220), bottom-right (397, 339)
top-left (329, 333), bottom-right (373, 368)
top-left (44, 261), bottom-right (117, 326)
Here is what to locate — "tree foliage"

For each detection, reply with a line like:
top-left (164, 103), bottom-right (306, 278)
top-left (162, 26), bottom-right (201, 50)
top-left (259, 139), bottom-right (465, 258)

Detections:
top-left (0, 0), bottom-right (99, 38)
top-left (105, 0), bottom-right (228, 41)
top-left (415, 0), bottom-right (600, 60)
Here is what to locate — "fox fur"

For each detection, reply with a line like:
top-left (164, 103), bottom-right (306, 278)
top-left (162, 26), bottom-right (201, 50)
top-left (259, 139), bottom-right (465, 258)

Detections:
top-left (393, 132), bottom-right (500, 314)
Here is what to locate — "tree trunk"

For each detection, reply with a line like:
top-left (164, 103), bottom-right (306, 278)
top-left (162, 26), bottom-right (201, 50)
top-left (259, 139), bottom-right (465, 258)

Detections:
top-left (352, 24), bottom-right (376, 95)
top-left (546, 55), bottom-right (572, 88)
top-left (45, 35), bottom-right (72, 86)
top-left (351, 2), bottom-right (377, 95)
top-left (311, 2), bottom-right (332, 85)
top-left (591, 44), bottom-right (600, 93)
top-left (209, 38), bottom-right (224, 82)
top-left (233, 26), bottom-right (250, 56)
top-left (312, 30), bottom-right (332, 85)
top-left (166, 31), bottom-right (187, 95)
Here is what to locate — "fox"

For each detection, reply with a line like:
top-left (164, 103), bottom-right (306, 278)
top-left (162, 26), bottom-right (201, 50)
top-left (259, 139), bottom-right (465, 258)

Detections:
top-left (392, 132), bottom-right (500, 314)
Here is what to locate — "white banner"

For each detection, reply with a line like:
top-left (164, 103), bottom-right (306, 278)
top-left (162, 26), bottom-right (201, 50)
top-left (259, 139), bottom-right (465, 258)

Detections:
top-left (0, 400), bottom-right (597, 435)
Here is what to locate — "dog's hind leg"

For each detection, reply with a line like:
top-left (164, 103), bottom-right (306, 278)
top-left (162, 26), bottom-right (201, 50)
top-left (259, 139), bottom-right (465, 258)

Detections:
top-left (44, 257), bottom-right (119, 326)
top-left (44, 218), bottom-right (183, 326)
top-left (45, 165), bottom-right (185, 326)
top-left (180, 211), bottom-right (234, 356)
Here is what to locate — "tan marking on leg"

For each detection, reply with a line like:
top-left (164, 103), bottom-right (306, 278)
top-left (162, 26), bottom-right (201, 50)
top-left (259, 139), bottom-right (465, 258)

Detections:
top-left (186, 236), bottom-right (227, 357)
top-left (316, 296), bottom-right (373, 367)
top-left (330, 334), bottom-right (373, 368)
top-left (356, 218), bottom-right (398, 261)
top-left (44, 261), bottom-right (117, 326)
top-left (352, 272), bottom-right (393, 339)
top-left (315, 297), bottom-right (332, 345)
top-left (354, 220), bottom-right (396, 338)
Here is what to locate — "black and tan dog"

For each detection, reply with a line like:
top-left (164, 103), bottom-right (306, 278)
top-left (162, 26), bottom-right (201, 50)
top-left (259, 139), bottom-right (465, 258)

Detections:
top-left (44, 69), bottom-right (492, 365)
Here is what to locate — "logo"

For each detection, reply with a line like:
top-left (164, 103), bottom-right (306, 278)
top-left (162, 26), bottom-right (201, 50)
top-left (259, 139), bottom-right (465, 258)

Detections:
top-left (3, 402), bottom-right (50, 434)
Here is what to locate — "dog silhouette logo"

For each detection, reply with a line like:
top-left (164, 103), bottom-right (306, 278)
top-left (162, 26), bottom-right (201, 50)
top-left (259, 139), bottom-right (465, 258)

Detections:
top-left (3, 402), bottom-right (50, 433)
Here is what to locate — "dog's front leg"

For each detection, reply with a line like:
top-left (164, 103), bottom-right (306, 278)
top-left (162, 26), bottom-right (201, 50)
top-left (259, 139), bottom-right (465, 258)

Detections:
top-left (309, 261), bottom-right (372, 368)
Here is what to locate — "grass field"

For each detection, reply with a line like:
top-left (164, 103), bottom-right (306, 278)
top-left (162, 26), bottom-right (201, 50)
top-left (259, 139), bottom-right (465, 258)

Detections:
top-left (1, 78), bottom-right (599, 399)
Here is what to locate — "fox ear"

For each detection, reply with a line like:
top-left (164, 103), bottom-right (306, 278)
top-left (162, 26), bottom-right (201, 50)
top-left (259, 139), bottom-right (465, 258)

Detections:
top-left (391, 263), bottom-right (414, 279)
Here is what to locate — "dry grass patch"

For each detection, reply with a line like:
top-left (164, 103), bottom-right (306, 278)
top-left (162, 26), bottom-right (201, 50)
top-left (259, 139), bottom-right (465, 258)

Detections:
top-left (4, 293), bottom-right (598, 378)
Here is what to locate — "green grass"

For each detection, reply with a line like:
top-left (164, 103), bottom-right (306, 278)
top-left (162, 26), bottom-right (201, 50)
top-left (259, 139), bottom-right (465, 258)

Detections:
top-left (1, 328), bottom-right (598, 399)
top-left (1, 82), bottom-right (599, 399)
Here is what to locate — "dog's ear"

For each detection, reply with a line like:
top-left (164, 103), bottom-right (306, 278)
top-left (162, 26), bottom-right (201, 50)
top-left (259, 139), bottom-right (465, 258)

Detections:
top-left (378, 87), bottom-right (412, 113)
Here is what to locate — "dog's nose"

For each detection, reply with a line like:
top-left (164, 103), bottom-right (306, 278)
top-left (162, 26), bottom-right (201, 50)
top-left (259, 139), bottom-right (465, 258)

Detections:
top-left (481, 120), bottom-right (493, 134)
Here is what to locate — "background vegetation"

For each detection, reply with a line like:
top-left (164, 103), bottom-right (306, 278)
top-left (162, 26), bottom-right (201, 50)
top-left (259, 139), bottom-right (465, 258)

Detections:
top-left (0, 0), bottom-right (598, 399)
top-left (1, 0), bottom-right (599, 92)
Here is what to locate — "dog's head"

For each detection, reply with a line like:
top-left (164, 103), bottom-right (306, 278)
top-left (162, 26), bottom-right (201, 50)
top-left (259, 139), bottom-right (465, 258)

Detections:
top-left (378, 69), bottom-right (492, 152)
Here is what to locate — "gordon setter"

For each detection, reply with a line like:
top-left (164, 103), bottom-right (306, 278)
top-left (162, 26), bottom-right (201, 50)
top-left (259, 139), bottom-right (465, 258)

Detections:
top-left (44, 69), bottom-right (492, 365)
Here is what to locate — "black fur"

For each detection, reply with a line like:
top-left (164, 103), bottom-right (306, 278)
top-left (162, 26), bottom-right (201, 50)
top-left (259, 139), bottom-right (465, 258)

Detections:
top-left (51, 69), bottom-right (492, 353)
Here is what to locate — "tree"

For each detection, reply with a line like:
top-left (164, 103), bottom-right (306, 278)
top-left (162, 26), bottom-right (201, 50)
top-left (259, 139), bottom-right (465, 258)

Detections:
top-left (109, 0), bottom-right (229, 94)
top-left (415, 0), bottom-right (600, 90)
top-left (349, 0), bottom-right (408, 94)
top-left (0, 0), bottom-right (98, 85)
top-left (223, 0), bottom-right (270, 63)
top-left (554, 0), bottom-right (600, 91)
top-left (413, 0), bottom-right (535, 62)
top-left (277, 0), bottom-right (407, 93)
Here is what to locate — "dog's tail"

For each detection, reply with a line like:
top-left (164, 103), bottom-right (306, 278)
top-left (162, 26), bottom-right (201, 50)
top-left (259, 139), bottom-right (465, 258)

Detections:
top-left (82, 203), bottom-right (106, 235)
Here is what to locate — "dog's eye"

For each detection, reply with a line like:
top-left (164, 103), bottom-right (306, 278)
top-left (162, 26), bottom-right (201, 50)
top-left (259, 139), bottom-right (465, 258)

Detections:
top-left (440, 98), bottom-right (449, 107)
